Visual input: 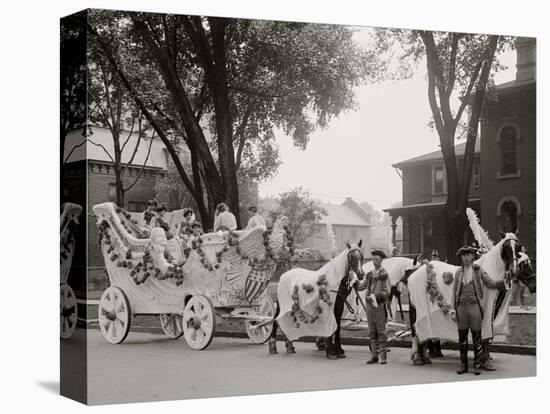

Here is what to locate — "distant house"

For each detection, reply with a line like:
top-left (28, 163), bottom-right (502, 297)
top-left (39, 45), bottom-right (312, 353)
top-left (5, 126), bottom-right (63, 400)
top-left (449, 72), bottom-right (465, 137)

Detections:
top-left (301, 197), bottom-right (373, 257)
top-left (385, 37), bottom-right (536, 264)
top-left (384, 140), bottom-right (482, 259)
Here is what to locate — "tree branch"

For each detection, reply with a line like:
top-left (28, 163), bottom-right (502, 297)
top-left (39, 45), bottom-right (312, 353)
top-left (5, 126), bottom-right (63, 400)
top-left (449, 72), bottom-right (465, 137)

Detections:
top-left (454, 61), bottom-right (482, 124)
top-left (447, 33), bottom-right (460, 95)
top-left (122, 130), bottom-right (155, 193)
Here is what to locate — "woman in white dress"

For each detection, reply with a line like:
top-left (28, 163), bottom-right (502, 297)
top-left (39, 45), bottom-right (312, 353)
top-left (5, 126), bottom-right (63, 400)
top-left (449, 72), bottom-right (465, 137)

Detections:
top-left (213, 202), bottom-right (237, 232)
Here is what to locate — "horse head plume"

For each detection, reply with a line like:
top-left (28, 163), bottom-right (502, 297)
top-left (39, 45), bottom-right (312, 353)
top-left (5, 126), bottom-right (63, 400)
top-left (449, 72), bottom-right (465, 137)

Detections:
top-left (358, 239), bottom-right (363, 248)
top-left (466, 208), bottom-right (494, 251)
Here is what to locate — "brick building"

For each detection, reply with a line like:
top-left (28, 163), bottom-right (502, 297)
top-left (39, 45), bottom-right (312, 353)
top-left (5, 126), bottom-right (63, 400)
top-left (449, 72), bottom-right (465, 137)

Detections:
top-left (62, 126), bottom-right (259, 272)
top-left (385, 37), bottom-right (536, 264)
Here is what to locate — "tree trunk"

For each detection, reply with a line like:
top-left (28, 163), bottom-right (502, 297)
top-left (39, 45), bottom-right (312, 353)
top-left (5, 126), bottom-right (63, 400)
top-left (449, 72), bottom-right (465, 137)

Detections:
top-left (209, 17), bottom-right (241, 226)
top-left (444, 207), bottom-right (467, 265)
top-left (132, 20), bottom-right (227, 214)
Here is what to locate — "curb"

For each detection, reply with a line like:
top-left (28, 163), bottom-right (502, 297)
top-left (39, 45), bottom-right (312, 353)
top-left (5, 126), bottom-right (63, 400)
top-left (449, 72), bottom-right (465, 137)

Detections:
top-left (87, 323), bottom-right (536, 356)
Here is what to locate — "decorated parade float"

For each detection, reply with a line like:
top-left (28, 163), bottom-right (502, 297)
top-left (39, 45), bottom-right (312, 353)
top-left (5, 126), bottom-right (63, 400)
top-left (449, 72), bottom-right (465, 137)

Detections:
top-left (93, 202), bottom-right (293, 350)
top-left (60, 202), bottom-right (82, 339)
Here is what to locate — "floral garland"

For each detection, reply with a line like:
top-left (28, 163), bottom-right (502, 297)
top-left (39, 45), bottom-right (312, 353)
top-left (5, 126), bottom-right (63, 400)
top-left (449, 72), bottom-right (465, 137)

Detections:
top-left (425, 263), bottom-right (451, 314)
top-left (60, 224), bottom-right (75, 262)
top-left (97, 220), bottom-right (185, 286)
top-left (289, 274), bottom-right (331, 328)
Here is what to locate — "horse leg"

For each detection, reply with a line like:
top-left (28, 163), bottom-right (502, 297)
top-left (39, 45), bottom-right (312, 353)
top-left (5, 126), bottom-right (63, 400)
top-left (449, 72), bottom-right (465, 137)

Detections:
top-left (315, 336), bottom-right (326, 351)
top-left (334, 291), bottom-right (346, 358)
top-left (268, 300), bottom-right (280, 354)
top-left (409, 304), bottom-right (431, 365)
top-left (285, 337), bottom-right (296, 354)
top-left (432, 339), bottom-right (444, 358)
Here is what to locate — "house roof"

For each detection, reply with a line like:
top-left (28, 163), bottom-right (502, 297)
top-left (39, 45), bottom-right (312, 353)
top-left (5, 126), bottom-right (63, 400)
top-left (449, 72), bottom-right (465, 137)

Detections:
top-left (393, 139), bottom-right (480, 169)
top-left (63, 126), bottom-right (170, 169)
top-left (319, 199), bottom-right (371, 227)
top-left (493, 78), bottom-right (535, 91)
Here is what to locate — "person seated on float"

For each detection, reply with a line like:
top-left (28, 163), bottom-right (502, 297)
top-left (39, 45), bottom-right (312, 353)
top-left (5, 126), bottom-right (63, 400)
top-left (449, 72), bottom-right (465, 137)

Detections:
top-left (213, 202), bottom-right (237, 232)
top-left (245, 205), bottom-right (266, 230)
top-left (179, 208), bottom-right (196, 235)
top-left (150, 203), bottom-right (174, 239)
top-left (142, 199), bottom-right (158, 228)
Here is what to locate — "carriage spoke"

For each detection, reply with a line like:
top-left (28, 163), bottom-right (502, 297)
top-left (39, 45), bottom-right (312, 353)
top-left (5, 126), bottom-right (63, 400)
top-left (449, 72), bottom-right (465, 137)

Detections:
top-left (183, 296), bottom-right (215, 349)
top-left (98, 287), bottom-right (131, 344)
top-left (114, 319), bottom-right (124, 336)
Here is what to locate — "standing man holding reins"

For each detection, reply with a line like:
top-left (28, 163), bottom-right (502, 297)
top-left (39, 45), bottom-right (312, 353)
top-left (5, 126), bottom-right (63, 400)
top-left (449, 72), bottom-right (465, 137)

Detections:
top-left (355, 249), bottom-right (391, 365)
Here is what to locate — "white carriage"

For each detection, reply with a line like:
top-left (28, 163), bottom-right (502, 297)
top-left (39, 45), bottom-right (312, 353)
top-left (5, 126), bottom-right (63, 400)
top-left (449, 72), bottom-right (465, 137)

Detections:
top-left (60, 202), bottom-right (83, 339)
top-left (93, 202), bottom-right (292, 350)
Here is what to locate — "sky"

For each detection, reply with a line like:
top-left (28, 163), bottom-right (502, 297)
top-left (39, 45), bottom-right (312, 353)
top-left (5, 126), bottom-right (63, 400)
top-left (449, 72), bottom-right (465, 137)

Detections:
top-left (258, 28), bottom-right (517, 211)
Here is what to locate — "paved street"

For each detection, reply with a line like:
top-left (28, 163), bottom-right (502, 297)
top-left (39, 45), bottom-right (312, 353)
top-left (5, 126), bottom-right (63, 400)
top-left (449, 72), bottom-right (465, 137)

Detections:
top-left (76, 329), bottom-right (536, 405)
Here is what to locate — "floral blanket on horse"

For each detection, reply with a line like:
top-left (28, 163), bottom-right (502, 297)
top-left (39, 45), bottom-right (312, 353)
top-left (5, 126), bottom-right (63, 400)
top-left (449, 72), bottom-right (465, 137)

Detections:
top-left (276, 251), bottom-right (348, 341)
top-left (408, 239), bottom-right (512, 343)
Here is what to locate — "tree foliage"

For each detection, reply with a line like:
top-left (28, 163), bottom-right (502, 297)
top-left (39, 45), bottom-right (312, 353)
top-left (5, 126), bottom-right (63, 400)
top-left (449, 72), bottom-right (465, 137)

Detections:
top-left (87, 10), bottom-right (373, 227)
top-left (60, 12), bottom-right (87, 166)
top-left (371, 28), bottom-right (514, 261)
top-left (263, 187), bottom-right (327, 245)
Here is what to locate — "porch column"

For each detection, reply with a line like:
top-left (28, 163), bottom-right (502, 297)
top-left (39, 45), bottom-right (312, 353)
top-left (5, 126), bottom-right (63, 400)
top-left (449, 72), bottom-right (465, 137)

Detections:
top-left (390, 215), bottom-right (398, 255)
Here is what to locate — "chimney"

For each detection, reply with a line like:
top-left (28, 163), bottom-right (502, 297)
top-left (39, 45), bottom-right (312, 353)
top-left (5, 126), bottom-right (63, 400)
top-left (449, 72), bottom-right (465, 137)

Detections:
top-left (515, 37), bottom-right (536, 82)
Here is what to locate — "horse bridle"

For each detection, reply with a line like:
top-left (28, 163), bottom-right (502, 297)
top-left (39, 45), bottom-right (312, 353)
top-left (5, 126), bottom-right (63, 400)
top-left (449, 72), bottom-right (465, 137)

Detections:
top-left (346, 247), bottom-right (365, 280)
top-left (516, 254), bottom-right (536, 286)
top-left (502, 237), bottom-right (521, 277)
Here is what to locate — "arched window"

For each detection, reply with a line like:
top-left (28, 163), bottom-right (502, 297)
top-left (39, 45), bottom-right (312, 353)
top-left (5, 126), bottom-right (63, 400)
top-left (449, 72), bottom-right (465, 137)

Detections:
top-left (497, 196), bottom-right (522, 233)
top-left (497, 125), bottom-right (520, 176)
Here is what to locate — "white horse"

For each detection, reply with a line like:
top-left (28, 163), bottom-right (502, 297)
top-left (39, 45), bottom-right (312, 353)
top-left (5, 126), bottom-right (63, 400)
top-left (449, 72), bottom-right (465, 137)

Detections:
top-left (407, 233), bottom-right (531, 364)
top-left (269, 242), bottom-right (365, 359)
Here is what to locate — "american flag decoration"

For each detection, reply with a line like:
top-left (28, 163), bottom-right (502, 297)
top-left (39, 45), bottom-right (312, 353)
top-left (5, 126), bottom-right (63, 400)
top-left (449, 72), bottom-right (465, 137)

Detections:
top-left (244, 264), bottom-right (275, 303)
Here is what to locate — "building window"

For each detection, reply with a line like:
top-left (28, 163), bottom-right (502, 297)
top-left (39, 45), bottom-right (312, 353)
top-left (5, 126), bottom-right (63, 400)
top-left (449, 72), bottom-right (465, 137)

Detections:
top-left (432, 165), bottom-right (445, 194)
top-left (472, 161), bottom-right (481, 189)
top-left (497, 196), bottom-right (522, 233)
top-left (498, 125), bottom-right (520, 176)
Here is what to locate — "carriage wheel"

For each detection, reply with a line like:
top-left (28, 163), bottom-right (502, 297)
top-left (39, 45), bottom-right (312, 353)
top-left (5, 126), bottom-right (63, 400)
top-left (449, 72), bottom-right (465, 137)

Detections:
top-left (245, 295), bottom-right (276, 344)
top-left (98, 286), bottom-right (131, 344)
top-left (182, 295), bottom-right (216, 350)
top-left (60, 283), bottom-right (77, 339)
top-left (160, 314), bottom-right (184, 339)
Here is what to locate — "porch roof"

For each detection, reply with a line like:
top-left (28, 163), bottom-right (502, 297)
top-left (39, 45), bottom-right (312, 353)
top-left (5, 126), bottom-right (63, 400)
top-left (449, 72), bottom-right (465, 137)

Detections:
top-left (384, 198), bottom-right (480, 217)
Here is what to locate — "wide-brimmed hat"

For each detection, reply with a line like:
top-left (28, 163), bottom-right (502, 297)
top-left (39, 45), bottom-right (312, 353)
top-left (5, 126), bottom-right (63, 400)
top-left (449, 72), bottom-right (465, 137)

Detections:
top-left (182, 208), bottom-right (194, 217)
top-left (456, 244), bottom-right (480, 257)
top-left (156, 203), bottom-right (167, 212)
top-left (371, 249), bottom-right (387, 259)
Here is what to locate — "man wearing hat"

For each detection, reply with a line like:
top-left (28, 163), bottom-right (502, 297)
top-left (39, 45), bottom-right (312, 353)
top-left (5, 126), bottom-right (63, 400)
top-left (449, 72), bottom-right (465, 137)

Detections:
top-left (356, 249), bottom-right (391, 365)
top-left (245, 206), bottom-right (266, 230)
top-left (450, 244), bottom-right (506, 375)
